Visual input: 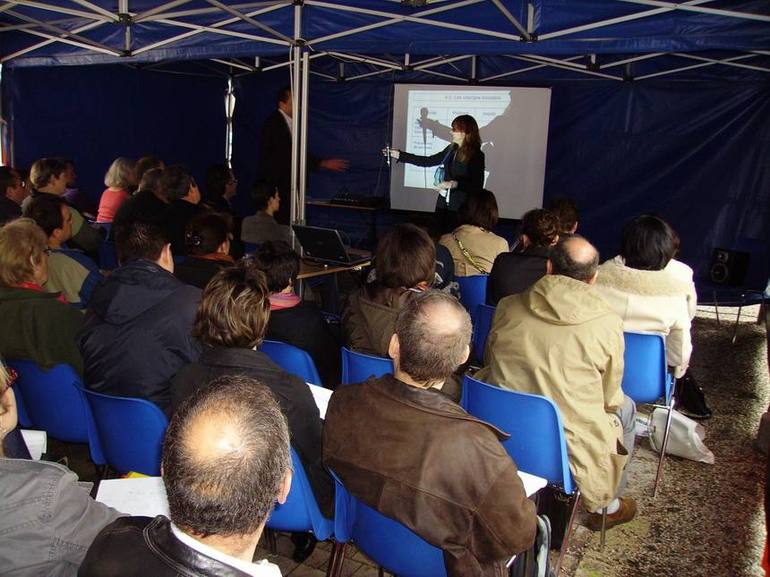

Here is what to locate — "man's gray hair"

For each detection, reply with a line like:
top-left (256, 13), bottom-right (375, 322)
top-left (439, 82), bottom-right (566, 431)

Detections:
top-left (549, 235), bottom-right (599, 282)
top-left (395, 291), bottom-right (471, 384)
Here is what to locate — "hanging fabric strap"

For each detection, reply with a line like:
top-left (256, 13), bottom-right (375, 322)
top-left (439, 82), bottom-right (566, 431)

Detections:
top-left (453, 233), bottom-right (488, 275)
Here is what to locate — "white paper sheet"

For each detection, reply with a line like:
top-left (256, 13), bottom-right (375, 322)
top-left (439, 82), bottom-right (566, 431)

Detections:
top-left (307, 383), bottom-right (332, 420)
top-left (518, 470), bottom-right (548, 497)
top-left (20, 429), bottom-right (47, 461)
top-left (96, 477), bottom-right (169, 517)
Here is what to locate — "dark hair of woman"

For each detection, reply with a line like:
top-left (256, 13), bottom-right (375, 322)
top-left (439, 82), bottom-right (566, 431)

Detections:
top-left (520, 208), bottom-right (559, 248)
top-left (185, 212), bottom-right (230, 256)
top-left (368, 224), bottom-right (435, 303)
top-left (620, 214), bottom-right (677, 271)
top-left (452, 115), bottom-right (481, 163)
top-left (457, 189), bottom-right (498, 231)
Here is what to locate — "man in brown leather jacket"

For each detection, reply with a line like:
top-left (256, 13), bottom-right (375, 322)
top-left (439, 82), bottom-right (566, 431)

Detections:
top-left (324, 291), bottom-right (537, 577)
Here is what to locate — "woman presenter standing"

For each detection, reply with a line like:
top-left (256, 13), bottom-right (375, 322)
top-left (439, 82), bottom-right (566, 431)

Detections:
top-left (385, 114), bottom-right (484, 232)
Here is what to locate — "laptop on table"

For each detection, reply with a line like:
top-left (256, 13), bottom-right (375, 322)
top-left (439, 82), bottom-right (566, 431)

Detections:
top-left (292, 225), bottom-right (370, 267)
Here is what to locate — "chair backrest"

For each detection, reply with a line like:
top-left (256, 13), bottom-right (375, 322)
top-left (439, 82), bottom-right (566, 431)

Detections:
top-left (456, 275), bottom-right (488, 321)
top-left (259, 340), bottom-right (322, 385)
top-left (340, 347), bottom-right (394, 385)
top-left (267, 447), bottom-right (334, 541)
top-left (332, 474), bottom-right (447, 577)
top-left (81, 388), bottom-right (168, 475)
top-left (472, 304), bottom-right (496, 363)
top-left (462, 375), bottom-right (574, 494)
top-left (6, 360), bottom-right (104, 465)
top-left (622, 331), bottom-right (672, 404)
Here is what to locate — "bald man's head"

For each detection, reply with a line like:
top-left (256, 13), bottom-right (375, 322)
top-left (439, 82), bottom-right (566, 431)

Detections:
top-left (393, 291), bottom-right (471, 385)
top-left (549, 235), bottom-right (599, 283)
top-left (162, 376), bottom-right (290, 538)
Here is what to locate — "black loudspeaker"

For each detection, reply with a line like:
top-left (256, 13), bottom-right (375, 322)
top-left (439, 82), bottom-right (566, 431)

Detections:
top-left (709, 248), bottom-right (750, 285)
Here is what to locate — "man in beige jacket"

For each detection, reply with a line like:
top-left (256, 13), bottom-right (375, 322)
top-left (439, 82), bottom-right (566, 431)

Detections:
top-left (476, 235), bottom-right (637, 530)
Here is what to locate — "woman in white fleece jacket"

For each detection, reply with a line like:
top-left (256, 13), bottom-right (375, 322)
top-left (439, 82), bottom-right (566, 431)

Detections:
top-left (596, 215), bottom-right (693, 378)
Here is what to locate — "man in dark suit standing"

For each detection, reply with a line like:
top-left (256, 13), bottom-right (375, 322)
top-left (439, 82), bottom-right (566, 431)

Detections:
top-left (259, 86), bottom-right (348, 225)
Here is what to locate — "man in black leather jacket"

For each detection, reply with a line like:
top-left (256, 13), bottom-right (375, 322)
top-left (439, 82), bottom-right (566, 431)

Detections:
top-left (79, 375), bottom-right (292, 577)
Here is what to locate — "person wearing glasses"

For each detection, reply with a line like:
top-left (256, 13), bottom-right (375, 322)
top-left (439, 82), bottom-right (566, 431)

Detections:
top-left (0, 218), bottom-right (84, 374)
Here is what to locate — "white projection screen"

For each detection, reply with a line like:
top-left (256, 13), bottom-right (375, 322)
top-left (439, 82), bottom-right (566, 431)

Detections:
top-left (389, 84), bottom-right (551, 219)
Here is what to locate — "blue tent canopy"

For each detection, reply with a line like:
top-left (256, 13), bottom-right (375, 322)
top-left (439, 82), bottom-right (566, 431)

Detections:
top-left (1, 1), bottom-right (769, 290)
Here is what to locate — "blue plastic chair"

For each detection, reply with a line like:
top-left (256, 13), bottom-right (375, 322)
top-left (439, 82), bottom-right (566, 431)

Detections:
top-left (259, 340), bottom-right (323, 385)
top-left (268, 447), bottom-right (334, 539)
top-left (332, 473), bottom-right (447, 577)
top-left (268, 448), bottom-right (344, 575)
top-left (456, 275), bottom-right (488, 324)
top-left (81, 388), bottom-right (168, 476)
top-left (340, 347), bottom-right (393, 385)
top-left (6, 360), bottom-right (104, 465)
top-left (462, 374), bottom-right (577, 574)
top-left (472, 304), bottom-right (496, 364)
top-left (621, 331), bottom-right (675, 498)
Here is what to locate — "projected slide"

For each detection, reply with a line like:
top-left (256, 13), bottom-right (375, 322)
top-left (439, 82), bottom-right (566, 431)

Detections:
top-left (390, 84), bottom-right (551, 219)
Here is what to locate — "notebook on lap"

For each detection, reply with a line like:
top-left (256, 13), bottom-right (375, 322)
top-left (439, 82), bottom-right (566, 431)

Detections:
top-left (292, 225), bottom-right (370, 267)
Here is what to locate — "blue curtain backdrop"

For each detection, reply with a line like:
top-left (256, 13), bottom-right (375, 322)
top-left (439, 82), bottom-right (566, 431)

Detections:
top-left (5, 65), bottom-right (769, 286)
top-left (4, 65), bottom-right (227, 208)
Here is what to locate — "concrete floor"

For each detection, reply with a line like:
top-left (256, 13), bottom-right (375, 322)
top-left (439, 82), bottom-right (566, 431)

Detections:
top-left (55, 305), bottom-right (769, 576)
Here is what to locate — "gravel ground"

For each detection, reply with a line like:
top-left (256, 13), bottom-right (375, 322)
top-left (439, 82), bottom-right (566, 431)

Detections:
top-left (563, 305), bottom-right (769, 577)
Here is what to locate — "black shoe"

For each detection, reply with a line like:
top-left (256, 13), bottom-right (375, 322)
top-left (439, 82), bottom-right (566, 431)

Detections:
top-left (291, 533), bottom-right (317, 563)
top-left (676, 372), bottom-right (712, 420)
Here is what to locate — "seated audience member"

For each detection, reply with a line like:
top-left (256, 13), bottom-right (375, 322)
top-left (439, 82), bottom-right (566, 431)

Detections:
top-left (97, 157), bottom-right (136, 223)
top-left (325, 291), bottom-right (537, 576)
top-left (171, 262), bottom-right (332, 517)
top-left (202, 164), bottom-right (238, 213)
top-left (203, 164), bottom-right (244, 258)
top-left (548, 196), bottom-right (579, 235)
top-left (77, 219), bottom-right (201, 414)
top-left (0, 219), bottom-right (84, 373)
top-left (112, 167), bottom-right (168, 232)
top-left (26, 158), bottom-right (103, 257)
top-left (133, 155), bottom-right (164, 185)
top-left (79, 375), bottom-right (290, 577)
top-left (0, 166), bottom-right (28, 224)
top-left (477, 236), bottom-right (637, 530)
top-left (241, 181), bottom-right (291, 246)
top-left (486, 208), bottom-right (559, 305)
top-left (162, 165), bottom-right (203, 256)
top-left (343, 223), bottom-right (435, 356)
top-left (438, 189), bottom-right (508, 276)
top-left (174, 212), bottom-right (235, 289)
top-left (60, 159), bottom-right (96, 219)
top-left (250, 241), bottom-right (341, 388)
top-left (0, 366), bottom-right (122, 576)
top-left (24, 194), bottom-right (102, 307)
top-left (595, 214), bottom-right (693, 378)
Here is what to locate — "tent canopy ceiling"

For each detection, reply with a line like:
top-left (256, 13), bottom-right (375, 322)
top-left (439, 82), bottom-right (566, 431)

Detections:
top-left (0, 0), bottom-right (768, 81)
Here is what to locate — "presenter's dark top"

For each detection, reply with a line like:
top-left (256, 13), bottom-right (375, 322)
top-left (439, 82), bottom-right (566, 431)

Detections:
top-left (399, 144), bottom-right (485, 212)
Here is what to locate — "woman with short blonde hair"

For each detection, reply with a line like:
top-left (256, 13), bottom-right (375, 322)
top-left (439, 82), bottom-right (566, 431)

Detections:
top-left (0, 218), bottom-right (84, 374)
top-left (97, 157), bottom-right (136, 223)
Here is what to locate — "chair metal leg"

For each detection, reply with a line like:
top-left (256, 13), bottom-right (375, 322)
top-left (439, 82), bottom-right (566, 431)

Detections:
top-left (325, 542), bottom-right (346, 577)
top-left (732, 304), bottom-right (743, 344)
top-left (713, 289), bottom-right (720, 324)
top-left (653, 397), bottom-right (677, 499)
top-left (599, 507), bottom-right (607, 550)
top-left (554, 489), bottom-right (581, 576)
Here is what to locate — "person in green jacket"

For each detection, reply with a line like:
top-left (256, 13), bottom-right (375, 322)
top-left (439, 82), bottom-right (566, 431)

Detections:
top-left (0, 218), bottom-right (84, 374)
